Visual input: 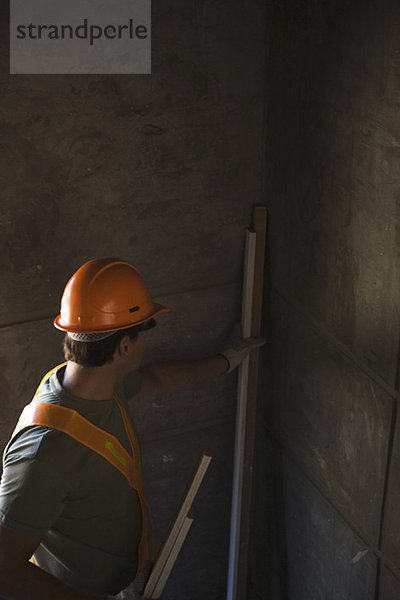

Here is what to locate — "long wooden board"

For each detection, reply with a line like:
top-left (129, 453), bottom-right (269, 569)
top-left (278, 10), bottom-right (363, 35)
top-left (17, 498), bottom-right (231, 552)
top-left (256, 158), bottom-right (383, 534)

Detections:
top-left (227, 205), bottom-right (267, 600)
top-left (150, 512), bottom-right (194, 599)
top-left (144, 452), bottom-right (212, 598)
top-left (236, 206), bottom-right (267, 599)
top-left (226, 228), bottom-right (257, 600)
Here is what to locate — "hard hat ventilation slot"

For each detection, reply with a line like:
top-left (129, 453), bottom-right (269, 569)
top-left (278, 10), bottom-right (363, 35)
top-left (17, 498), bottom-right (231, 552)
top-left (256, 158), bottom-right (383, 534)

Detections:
top-left (129, 306), bottom-right (140, 313)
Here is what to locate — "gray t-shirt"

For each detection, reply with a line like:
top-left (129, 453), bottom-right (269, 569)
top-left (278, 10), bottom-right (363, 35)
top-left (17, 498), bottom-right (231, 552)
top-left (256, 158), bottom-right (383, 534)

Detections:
top-left (0, 364), bottom-right (143, 596)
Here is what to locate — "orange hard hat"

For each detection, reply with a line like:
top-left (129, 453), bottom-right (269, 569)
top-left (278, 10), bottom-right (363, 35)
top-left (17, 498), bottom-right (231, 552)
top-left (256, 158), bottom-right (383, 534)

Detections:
top-left (54, 257), bottom-right (170, 333)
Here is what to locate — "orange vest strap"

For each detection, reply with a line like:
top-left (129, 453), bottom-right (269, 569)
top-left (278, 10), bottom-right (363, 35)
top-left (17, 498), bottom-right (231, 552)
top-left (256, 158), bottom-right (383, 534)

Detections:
top-left (14, 402), bottom-right (138, 490)
top-left (112, 396), bottom-right (156, 559)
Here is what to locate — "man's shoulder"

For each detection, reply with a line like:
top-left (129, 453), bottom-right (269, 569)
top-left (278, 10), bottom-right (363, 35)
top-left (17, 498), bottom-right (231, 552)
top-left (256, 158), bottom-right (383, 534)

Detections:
top-left (4, 364), bottom-right (69, 458)
top-left (4, 388), bottom-right (95, 475)
top-left (4, 364), bottom-right (141, 473)
top-left (4, 421), bottom-right (84, 470)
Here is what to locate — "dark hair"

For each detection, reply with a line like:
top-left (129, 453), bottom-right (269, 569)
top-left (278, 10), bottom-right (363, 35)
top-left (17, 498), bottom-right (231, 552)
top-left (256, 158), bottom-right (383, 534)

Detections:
top-left (63, 326), bottom-right (139, 367)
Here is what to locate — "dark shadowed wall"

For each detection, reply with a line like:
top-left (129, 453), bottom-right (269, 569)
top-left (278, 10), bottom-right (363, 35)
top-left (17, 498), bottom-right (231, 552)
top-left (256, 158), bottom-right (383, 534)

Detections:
top-left (0, 2), bottom-right (266, 599)
top-left (250, 1), bottom-right (400, 599)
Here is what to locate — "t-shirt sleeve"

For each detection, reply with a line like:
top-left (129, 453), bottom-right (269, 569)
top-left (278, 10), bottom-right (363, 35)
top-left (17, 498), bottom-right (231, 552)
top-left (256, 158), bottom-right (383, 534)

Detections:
top-left (0, 452), bottom-right (69, 538)
top-left (116, 370), bottom-right (142, 401)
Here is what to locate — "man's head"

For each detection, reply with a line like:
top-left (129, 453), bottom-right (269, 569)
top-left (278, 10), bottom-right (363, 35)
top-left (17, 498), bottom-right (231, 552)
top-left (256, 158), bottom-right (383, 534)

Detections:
top-left (54, 258), bottom-right (169, 368)
top-left (62, 319), bottom-right (157, 368)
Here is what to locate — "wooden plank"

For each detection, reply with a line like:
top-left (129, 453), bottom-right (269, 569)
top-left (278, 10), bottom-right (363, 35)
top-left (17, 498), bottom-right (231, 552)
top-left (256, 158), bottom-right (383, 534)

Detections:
top-left (150, 512), bottom-right (194, 599)
top-left (227, 228), bottom-right (257, 600)
top-left (144, 452), bottom-right (212, 598)
top-left (236, 206), bottom-right (268, 599)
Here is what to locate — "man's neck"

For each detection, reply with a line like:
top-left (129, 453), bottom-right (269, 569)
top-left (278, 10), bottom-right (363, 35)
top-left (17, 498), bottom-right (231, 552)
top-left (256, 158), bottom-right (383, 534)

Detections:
top-left (61, 361), bottom-right (120, 402)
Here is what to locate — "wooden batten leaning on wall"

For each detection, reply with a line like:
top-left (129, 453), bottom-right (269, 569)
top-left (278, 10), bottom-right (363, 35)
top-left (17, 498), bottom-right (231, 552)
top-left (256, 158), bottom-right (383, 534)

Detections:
top-left (227, 205), bottom-right (268, 600)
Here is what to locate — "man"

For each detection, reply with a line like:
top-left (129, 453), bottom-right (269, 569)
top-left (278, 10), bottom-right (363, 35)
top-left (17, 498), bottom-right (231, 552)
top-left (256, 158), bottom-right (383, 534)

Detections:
top-left (0, 257), bottom-right (264, 600)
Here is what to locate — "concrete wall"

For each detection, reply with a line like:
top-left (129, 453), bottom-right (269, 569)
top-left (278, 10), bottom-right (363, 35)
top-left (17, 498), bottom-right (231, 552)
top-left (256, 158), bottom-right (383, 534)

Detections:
top-left (250, 0), bottom-right (400, 599)
top-left (0, 2), bottom-right (265, 599)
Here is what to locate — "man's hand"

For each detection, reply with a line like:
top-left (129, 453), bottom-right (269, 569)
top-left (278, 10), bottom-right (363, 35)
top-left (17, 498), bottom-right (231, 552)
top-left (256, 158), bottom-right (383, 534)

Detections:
top-left (219, 324), bottom-right (266, 373)
top-left (0, 524), bottom-right (100, 600)
top-left (108, 560), bottom-right (153, 599)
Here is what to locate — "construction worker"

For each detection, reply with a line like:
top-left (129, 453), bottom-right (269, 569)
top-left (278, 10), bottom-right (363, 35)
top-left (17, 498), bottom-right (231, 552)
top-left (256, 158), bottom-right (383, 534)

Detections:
top-left (0, 257), bottom-right (265, 600)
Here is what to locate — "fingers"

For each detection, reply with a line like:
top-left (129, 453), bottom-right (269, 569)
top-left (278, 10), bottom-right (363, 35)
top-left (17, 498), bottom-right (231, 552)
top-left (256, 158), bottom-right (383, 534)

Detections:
top-left (234, 336), bottom-right (266, 352)
top-left (249, 336), bottom-right (266, 348)
top-left (131, 560), bottom-right (153, 594)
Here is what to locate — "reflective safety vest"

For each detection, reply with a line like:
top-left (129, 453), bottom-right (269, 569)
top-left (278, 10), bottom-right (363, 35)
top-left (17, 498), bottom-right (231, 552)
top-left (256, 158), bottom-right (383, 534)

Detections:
top-left (13, 363), bottom-right (155, 571)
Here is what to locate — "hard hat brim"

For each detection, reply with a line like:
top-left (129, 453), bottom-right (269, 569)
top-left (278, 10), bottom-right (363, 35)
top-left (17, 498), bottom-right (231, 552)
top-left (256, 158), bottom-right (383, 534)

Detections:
top-left (54, 303), bottom-right (171, 334)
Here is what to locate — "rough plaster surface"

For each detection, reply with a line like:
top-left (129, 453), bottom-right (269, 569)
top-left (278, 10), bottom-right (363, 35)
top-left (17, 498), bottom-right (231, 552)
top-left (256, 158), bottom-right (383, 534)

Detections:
top-left (380, 566), bottom-right (400, 600)
top-left (264, 0), bottom-right (400, 385)
top-left (271, 293), bottom-right (392, 545)
top-left (381, 406), bottom-right (400, 567)
top-left (283, 457), bottom-right (377, 600)
top-left (0, 0), bottom-right (265, 326)
top-left (253, 0), bottom-right (400, 598)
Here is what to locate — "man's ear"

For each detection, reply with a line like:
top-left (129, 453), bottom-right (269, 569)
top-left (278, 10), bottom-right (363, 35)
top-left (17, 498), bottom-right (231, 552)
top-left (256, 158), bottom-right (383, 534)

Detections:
top-left (117, 335), bottom-right (131, 358)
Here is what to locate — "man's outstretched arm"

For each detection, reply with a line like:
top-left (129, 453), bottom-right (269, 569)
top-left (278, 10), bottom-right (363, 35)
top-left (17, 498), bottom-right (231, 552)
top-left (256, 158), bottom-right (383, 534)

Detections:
top-left (137, 329), bottom-right (265, 397)
top-left (138, 354), bottom-right (229, 397)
